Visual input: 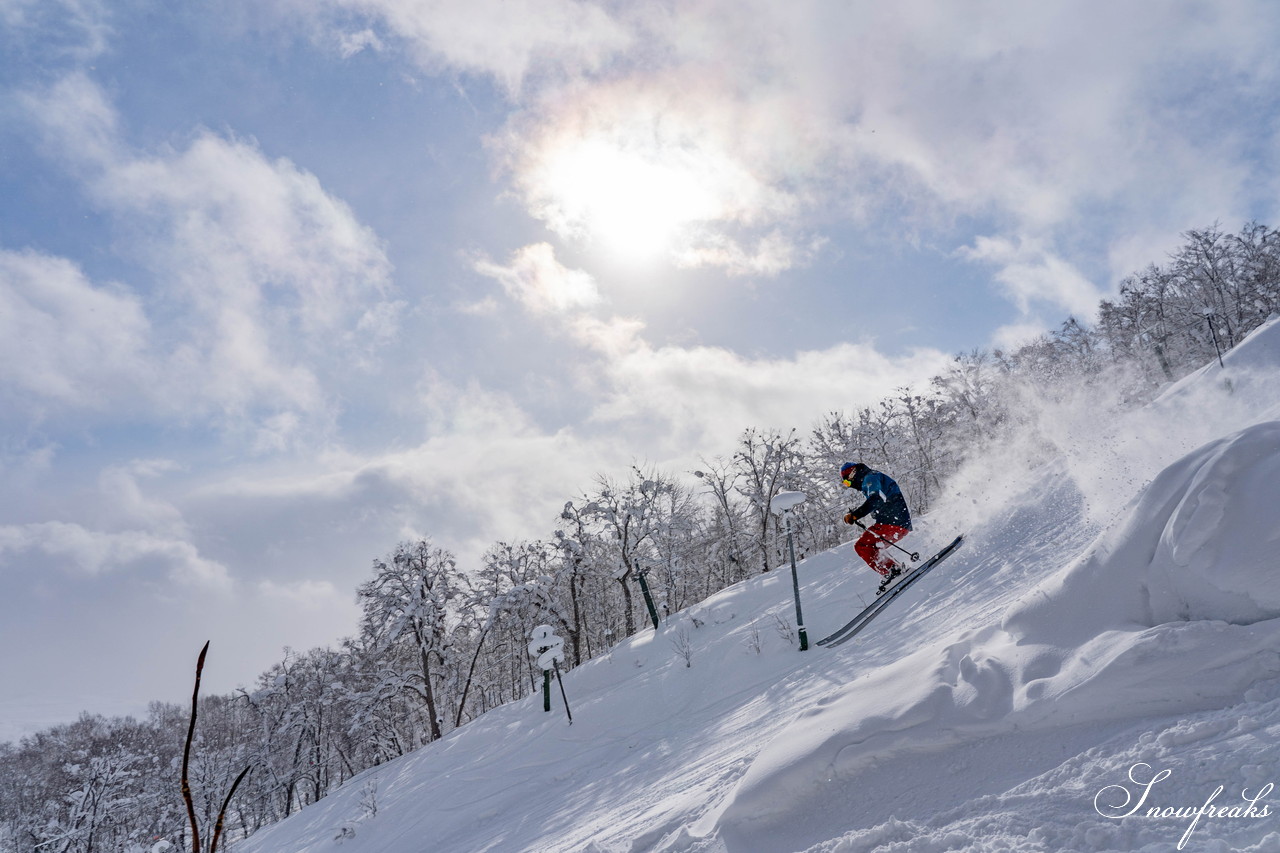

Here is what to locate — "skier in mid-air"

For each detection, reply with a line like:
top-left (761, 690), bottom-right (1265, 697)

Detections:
top-left (839, 462), bottom-right (913, 594)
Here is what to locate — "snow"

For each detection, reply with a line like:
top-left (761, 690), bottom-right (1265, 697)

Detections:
top-left (239, 317), bottom-right (1280, 853)
top-left (770, 491), bottom-right (808, 515)
top-left (530, 625), bottom-right (567, 669)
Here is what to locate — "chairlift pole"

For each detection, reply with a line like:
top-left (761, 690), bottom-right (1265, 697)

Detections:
top-left (784, 511), bottom-right (809, 651)
top-left (636, 564), bottom-right (661, 630)
top-left (771, 491), bottom-right (809, 651)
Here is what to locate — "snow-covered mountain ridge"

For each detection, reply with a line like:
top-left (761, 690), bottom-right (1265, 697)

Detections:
top-left (242, 318), bottom-right (1280, 853)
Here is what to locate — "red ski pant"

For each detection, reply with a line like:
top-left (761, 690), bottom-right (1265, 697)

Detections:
top-left (854, 523), bottom-right (910, 576)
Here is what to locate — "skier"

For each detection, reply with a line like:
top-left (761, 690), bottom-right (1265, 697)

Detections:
top-left (839, 462), bottom-right (913, 594)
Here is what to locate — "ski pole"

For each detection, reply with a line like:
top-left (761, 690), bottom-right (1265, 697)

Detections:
top-left (853, 519), bottom-right (920, 561)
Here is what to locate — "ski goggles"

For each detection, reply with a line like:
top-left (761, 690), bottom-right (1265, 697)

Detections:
top-left (841, 478), bottom-right (854, 488)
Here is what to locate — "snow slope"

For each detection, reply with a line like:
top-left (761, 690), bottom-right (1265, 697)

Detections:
top-left (240, 317), bottom-right (1280, 853)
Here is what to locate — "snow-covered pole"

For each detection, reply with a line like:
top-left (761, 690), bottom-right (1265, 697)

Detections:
top-left (771, 491), bottom-right (809, 651)
top-left (529, 625), bottom-right (572, 723)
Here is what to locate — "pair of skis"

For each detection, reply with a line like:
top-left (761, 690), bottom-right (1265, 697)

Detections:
top-left (816, 534), bottom-right (965, 649)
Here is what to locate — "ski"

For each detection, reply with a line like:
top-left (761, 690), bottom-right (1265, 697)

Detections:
top-left (816, 535), bottom-right (965, 648)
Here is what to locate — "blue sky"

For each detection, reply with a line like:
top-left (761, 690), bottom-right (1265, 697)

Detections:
top-left (2, 0), bottom-right (1279, 739)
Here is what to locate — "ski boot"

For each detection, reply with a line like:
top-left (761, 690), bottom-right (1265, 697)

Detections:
top-left (876, 563), bottom-right (904, 595)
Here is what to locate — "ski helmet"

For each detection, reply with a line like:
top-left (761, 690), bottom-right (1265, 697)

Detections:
top-left (839, 462), bottom-right (856, 481)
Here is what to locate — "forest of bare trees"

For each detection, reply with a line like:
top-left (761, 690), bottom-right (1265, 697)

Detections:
top-left (2, 223), bottom-right (1277, 853)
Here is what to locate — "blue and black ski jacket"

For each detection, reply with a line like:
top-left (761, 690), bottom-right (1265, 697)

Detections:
top-left (848, 465), bottom-right (912, 530)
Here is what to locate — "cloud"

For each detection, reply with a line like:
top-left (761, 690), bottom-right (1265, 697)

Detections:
top-left (0, 249), bottom-right (152, 414)
top-left (959, 235), bottom-right (1104, 319)
top-left (0, 0), bottom-right (111, 62)
top-left (14, 73), bottom-right (402, 432)
top-left (989, 320), bottom-right (1053, 353)
top-left (335, 27), bottom-right (383, 58)
top-left (479, 243), bottom-right (955, 458)
top-left (0, 456), bottom-right (227, 594)
top-left (585, 336), bottom-right (956, 454)
top-left (96, 459), bottom-right (187, 536)
top-left (0, 521), bottom-right (231, 590)
top-left (797, 1), bottom-right (1280, 228)
top-left (100, 130), bottom-right (400, 418)
top-left (256, 578), bottom-right (344, 610)
top-left (490, 71), bottom-right (820, 273)
top-left (473, 242), bottom-right (602, 315)
top-left (282, 0), bottom-right (632, 94)
top-left (191, 301), bottom-right (954, 575)
top-left (276, 2), bottom-right (831, 274)
top-left (188, 379), bottom-right (610, 570)
top-left (293, 0), bottom-right (1280, 295)
top-left (674, 229), bottom-right (825, 278)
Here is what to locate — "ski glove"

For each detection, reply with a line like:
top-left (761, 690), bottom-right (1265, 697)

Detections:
top-left (844, 512), bottom-right (860, 526)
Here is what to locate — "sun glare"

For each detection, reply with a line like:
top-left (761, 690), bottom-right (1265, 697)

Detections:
top-left (539, 137), bottom-right (729, 262)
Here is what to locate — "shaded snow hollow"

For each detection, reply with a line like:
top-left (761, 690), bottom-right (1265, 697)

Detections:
top-left (241, 318), bottom-right (1280, 853)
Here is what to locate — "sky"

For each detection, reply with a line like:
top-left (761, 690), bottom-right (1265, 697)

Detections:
top-left (2, 0), bottom-right (1279, 741)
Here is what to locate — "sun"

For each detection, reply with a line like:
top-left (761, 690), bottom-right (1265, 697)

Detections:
top-left (536, 136), bottom-right (732, 263)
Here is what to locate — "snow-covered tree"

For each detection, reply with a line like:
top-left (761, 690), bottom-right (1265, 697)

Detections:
top-left (692, 456), bottom-right (751, 590)
top-left (733, 428), bottom-right (805, 574)
top-left (575, 465), bottom-right (689, 637)
top-left (357, 539), bottom-right (462, 743)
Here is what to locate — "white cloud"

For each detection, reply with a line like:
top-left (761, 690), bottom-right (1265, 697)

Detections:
top-left (18, 73), bottom-right (121, 167)
top-left (191, 380), bottom-right (609, 570)
top-left (586, 337), bottom-right (956, 455)
top-left (0, 521), bottom-right (231, 590)
top-left (0, 249), bottom-right (152, 413)
top-left (96, 459), bottom-right (187, 536)
top-left (0, 0), bottom-right (111, 61)
top-left (568, 313), bottom-right (646, 360)
top-left (478, 243), bottom-right (954, 460)
top-left (336, 27), bottom-right (383, 58)
top-left (674, 229), bottom-right (825, 278)
top-left (256, 578), bottom-right (344, 610)
top-left (101, 131), bottom-right (398, 409)
top-left (492, 73), bottom-right (818, 273)
top-left (959, 235), bottom-right (1103, 319)
top-left (333, 0), bottom-right (1280, 289)
top-left (990, 320), bottom-right (1055, 353)
top-left (180, 318), bottom-right (954, 577)
top-left (794, 1), bottom-right (1280, 230)
top-left (285, 0), bottom-right (632, 94)
top-left (16, 74), bottom-right (401, 433)
top-left (473, 242), bottom-right (602, 315)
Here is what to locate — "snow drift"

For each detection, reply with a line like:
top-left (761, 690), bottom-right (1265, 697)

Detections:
top-left (717, 420), bottom-right (1280, 850)
top-left (1008, 421), bottom-right (1280, 640)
